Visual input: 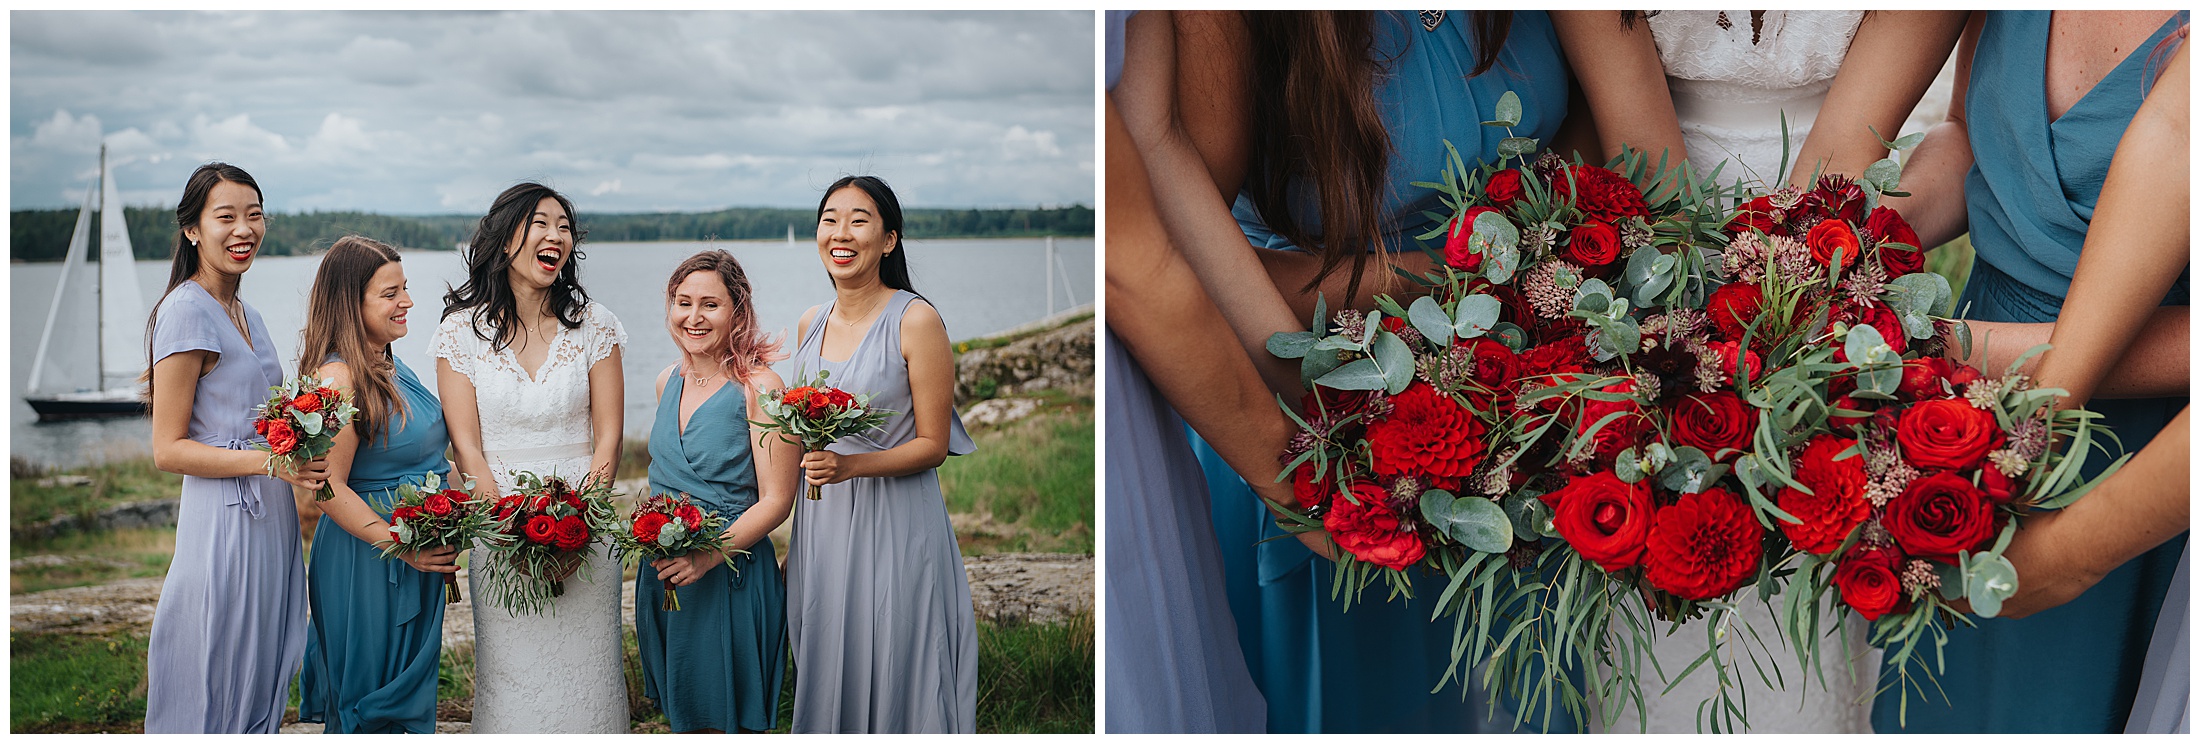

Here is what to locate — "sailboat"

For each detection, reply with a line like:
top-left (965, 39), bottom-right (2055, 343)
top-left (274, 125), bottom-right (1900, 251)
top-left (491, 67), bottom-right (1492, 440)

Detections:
top-left (24, 144), bottom-right (150, 420)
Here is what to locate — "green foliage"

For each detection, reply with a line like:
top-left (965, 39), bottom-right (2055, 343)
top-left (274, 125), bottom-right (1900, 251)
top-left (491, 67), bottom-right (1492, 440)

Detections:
top-left (10, 205), bottom-right (1095, 262)
top-left (939, 404), bottom-right (1094, 554)
top-left (975, 612), bottom-right (1096, 733)
top-left (10, 632), bottom-right (150, 732)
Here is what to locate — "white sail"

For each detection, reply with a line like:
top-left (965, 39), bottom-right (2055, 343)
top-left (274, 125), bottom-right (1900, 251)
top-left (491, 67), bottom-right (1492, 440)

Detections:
top-left (25, 179), bottom-right (98, 394)
top-left (97, 146), bottom-right (148, 389)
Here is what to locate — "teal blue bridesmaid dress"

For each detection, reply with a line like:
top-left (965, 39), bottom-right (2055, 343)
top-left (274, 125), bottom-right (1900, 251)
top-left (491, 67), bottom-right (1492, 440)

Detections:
top-left (298, 356), bottom-right (451, 733)
top-left (635, 370), bottom-right (787, 733)
top-left (1199, 10), bottom-right (1576, 734)
top-left (1868, 10), bottom-right (2190, 733)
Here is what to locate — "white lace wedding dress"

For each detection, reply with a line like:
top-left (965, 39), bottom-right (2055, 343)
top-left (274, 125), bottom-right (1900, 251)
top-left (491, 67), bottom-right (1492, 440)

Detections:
top-left (431, 302), bottom-right (630, 733)
top-left (1599, 10), bottom-right (1881, 735)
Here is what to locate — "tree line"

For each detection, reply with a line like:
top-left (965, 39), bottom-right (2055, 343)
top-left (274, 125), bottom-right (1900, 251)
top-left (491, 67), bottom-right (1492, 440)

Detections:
top-left (9, 205), bottom-right (1094, 262)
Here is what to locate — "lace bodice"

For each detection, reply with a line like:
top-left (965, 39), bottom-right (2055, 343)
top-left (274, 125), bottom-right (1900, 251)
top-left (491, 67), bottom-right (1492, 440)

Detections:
top-left (429, 301), bottom-right (626, 458)
top-left (1646, 10), bottom-right (1866, 192)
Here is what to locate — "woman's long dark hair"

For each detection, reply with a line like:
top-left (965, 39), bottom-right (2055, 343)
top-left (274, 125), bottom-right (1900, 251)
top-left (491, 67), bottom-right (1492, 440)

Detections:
top-left (141, 162), bottom-right (262, 398)
top-left (441, 182), bottom-right (591, 352)
top-left (819, 175), bottom-right (917, 295)
top-left (1242, 11), bottom-right (1512, 304)
top-left (299, 236), bottom-right (406, 445)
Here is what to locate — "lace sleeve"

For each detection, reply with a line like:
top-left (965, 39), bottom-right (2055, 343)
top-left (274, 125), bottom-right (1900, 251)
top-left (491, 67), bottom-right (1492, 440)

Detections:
top-left (430, 311), bottom-right (479, 380)
top-left (583, 302), bottom-right (628, 366)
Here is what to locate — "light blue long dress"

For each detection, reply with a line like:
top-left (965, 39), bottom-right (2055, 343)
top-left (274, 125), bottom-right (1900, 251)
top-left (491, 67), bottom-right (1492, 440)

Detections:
top-left (636, 369), bottom-right (787, 733)
top-left (143, 281), bottom-right (309, 733)
top-left (784, 290), bottom-right (979, 733)
top-left (297, 356), bottom-right (451, 733)
top-left (1197, 10), bottom-right (1576, 734)
top-left (1101, 8), bottom-right (1267, 734)
top-left (1868, 10), bottom-right (2190, 734)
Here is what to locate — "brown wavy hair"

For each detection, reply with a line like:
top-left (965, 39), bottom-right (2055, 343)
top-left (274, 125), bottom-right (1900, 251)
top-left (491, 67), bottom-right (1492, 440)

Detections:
top-left (299, 236), bottom-right (407, 445)
top-left (665, 249), bottom-right (785, 386)
top-left (1242, 11), bottom-right (1512, 304)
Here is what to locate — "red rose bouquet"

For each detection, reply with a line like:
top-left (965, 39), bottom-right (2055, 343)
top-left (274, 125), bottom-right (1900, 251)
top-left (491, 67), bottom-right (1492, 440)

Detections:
top-left (610, 492), bottom-right (742, 611)
top-left (374, 471), bottom-right (493, 604)
top-left (475, 471), bottom-right (618, 616)
top-left (252, 373), bottom-right (358, 501)
top-left (754, 369), bottom-right (894, 499)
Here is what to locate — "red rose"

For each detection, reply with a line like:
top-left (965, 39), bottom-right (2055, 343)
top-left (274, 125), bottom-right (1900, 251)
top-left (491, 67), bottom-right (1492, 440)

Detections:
top-left (1948, 363), bottom-right (1983, 389)
top-left (1886, 471), bottom-right (1996, 562)
top-left (1705, 282), bottom-right (1767, 342)
top-left (1896, 399), bottom-right (2005, 470)
top-left (1805, 219), bottom-right (1862, 273)
top-left (781, 387), bottom-right (811, 406)
top-left (254, 418), bottom-right (270, 435)
top-left (554, 515), bottom-right (590, 551)
top-left (1776, 435), bottom-right (1871, 554)
top-left (1866, 206), bottom-right (1925, 277)
top-left (1464, 338), bottom-right (1522, 402)
top-left (1578, 378), bottom-right (1646, 464)
top-left (634, 511), bottom-right (671, 545)
top-left (1667, 390), bottom-right (1756, 462)
top-left (1898, 357), bottom-right (1954, 400)
top-left (1486, 168), bottom-right (1525, 209)
top-left (1707, 339), bottom-right (1762, 383)
top-left (674, 504), bottom-right (703, 531)
top-left (532, 494), bottom-right (555, 512)
top-left (1322, 481), bottom-right (1425, 570)
top-left (827, 388), bottom-right (854, 408)
top-left (1518, 338), bottom-right (1589, 383)
top-left (1304, 387), bottom-right (1372, 425)
top-left (1852, 304), bottom-right (1909, 355)
top-left (524, 514), bottom-right (559, 545)
top-left (264, 420), bottom-right (299, 455)
top-left (1289, 462), bottom-right (1334, 510)
top-left (389, 529), bottom-right (401, 543)
top-left (393, 506), bottom-right (420, 522)
top-left (1833, 545), bottom-right (1908, 620)
top-left (423, 492), bottom-right (455, 517)
top-left (291, 392), bottom-right (324, 414)
top-left (1365, 384), bottom-right (1487, 484)
top-left (1643, 487), bottom-right (1764, 600)
top-left (1553, 165), bottom-right (1650, 224)
top-left (495, 495), bottom-right (524, 520)
top-left (1980, 467), bottom-right (2018, 505)
top-left (1563, 221), bottom-right (1623, 270)
top-left (1539, 471), bottom-right (1655, 571)
top-left (1444, 207), bottom-right (1503, 271)
top-left (1726, 195), bottom-right (1783, 236)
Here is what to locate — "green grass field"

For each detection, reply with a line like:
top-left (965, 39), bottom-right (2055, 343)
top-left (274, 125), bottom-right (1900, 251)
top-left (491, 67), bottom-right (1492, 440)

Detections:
top-left (940, 400), bottom-right (1095, 555)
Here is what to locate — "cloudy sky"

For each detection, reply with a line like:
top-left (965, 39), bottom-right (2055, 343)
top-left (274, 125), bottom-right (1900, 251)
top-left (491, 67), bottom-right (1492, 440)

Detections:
top-left (11, 10), bottom-right (1094, 214)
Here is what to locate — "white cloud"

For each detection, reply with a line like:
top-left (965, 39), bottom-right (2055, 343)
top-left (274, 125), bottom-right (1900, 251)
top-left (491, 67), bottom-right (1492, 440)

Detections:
top-left (189, 113), bottom-right (290, 156)
top-left (589, 178), bottom-right (622, 196)
top-left (1001, 125), bottom-right (1061, 158)
top-left (32, 109), bottom-right (103, 151)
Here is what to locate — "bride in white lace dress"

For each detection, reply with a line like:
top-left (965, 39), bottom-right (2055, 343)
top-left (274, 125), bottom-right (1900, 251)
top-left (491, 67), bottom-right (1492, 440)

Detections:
top-left (432, 183), bottom-right (629, 733)
top-left (1554, 10), bottom-right (1968, 733)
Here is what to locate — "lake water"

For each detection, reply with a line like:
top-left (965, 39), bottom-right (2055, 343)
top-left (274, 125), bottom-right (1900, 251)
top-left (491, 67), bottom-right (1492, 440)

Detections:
top-left (11, 237), bottom-right (1093, 468)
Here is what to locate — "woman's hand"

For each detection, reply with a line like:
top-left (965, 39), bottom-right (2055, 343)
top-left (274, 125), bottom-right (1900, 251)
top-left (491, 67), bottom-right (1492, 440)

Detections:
top-left (801, 450), bottom-right (857, 487)
top-left (400, 544), bottom-right (461, 575)
top-left (273, 455), bottom-right (331, 491)
top-left (650, 549), bottom-right (725, 588)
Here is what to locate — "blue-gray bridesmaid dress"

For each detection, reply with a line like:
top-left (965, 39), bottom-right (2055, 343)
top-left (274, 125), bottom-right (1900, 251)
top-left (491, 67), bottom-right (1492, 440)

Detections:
top-left (143, 281), bottom-right (309, 733)
top-left (1195, 10), bottom-right (1575, 734)
top-left (784, 290), bottom-right (979, 733)
top-left (635, 369), bottom-right (787, 733)
top-left (1868, 10), bottom-right (2190, 733)
top-left (297, 356), bottom-right (451, 733)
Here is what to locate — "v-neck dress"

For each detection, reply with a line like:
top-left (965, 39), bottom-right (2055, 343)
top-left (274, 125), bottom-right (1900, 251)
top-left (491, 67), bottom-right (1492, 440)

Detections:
top-left (1872, 10), bottom-right (2190, 734)
top-left (298, 355), bottom-right (452, 733)
top-left (636, 370), bottom-right (787, 733)
top-left (143, 281), bottom-right (309, 733)
top-left (784, 290), bottom-right (980, 733)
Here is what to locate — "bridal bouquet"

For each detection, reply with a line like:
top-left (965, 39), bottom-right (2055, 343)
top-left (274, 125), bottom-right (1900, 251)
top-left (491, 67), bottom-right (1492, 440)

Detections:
top-left (610, 492), bottom-right (741, 611)
top-left (754, 369), bottom-right (894, 499)
top-left (476, 471), bottom-right (618, 615)
top-left (252, 373), bottom-right (357, 501)
top-left (375, 471), bottom-right (492, 604)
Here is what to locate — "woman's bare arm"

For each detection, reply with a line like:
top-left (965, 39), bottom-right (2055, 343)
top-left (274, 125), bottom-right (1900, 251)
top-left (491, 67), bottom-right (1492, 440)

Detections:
top-left (731, 369), bottom-right (799, 552)
top-left (1551, 11), bottom-right (1687, 166)
top-left (151, 351), bottom-right (273, 479)
top-left (586, 345), bottom-right (625, 485)
top-left (1879, 12), bottom-right (1982, 249)
top-left (436, 358), bottom-right (496, 500)
top-left (1994, 407), bottom-right (2187, 619)
top-left (1785, 11), bottom-right (1969, 186)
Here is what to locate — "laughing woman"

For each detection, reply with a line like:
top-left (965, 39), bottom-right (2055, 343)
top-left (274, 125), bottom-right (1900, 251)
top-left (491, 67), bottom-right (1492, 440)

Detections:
top-left (294, 237), bottom-right (458, 734)
top-left (786, 176), bottom-right (978, 733)
top-left (143, 163), bottom-right (326, 733)
top-left (635, 250), bottom-right (799, 733)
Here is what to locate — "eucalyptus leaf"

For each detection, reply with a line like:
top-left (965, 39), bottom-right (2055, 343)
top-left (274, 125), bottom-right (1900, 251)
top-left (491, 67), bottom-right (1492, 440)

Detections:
top-left (1503, 493), bottom-right (1553, 540)
top-left (1936, 562), bottom-right (1967, 602)
top-left (1472, 210), bottom-right (1520, 252)
top-left (1314, 358), bottom-right (1386, 391)
top-left (1498, 136), bottom-right (1538, 159)
top-left (1453, 295), bottom-right (1502, 339)
top-left (1864, 158), bottom-right (1903, 192)
top-left (1419, 489), bottom-right (1514, 553)
top-left (1373, 331), bottom-right (1416, 394)
top-left (1300, 348), bottom-right (1344, 387)
top-left (1267, 331), bottom-right (1318, 360)
top-left (1658, 446), bottom-right (1715, 494)
top-left (1624, 245), bottom-right (1663, 287)
top-left (1614, 447), bottom-right (1645, 483)
top-left (1966, 554), bottom-right (2020, 618)
top-left (1314, 334), bottom-right (1364, 353)
top-left (1409, 296), bottom-right (1456, 347)
top-left (1483, 246), bottom-right (1520, 284)
top-left (299, 411), bottom-right (324, 437)
top-left (1487, 322), bottom-right (1527, 350)
top-left (1843, 324), bottom-right (1890, 368)
top-left (1490, 90), bottom-right (1522, 128)
top-left (1888, 272), bottom-right (1955, 319)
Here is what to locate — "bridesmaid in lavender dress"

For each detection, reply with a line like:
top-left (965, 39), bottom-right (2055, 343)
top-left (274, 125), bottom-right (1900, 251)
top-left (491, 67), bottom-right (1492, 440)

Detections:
top-left (785, 176), bottom-right (978, 733)
top-left (142, 163), bottom-right (325, 733)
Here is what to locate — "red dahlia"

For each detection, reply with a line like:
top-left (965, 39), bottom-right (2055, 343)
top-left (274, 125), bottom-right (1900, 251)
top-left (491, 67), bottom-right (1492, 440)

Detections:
top-left (1776, 435), bottom-right (1870, 554)
top-left (634, 511), bottom-right (671, 545)
top-left (554, 515), bottom-right (591, 551)
top-left (1643, 487), bottom-right (1764, 600)
top-left (1322, 481), bottom-right (1424, 570)
top-left (1365, 384), bottom-right (1486, 483)
top-left (1552, 165), bottom-right (1649, 224)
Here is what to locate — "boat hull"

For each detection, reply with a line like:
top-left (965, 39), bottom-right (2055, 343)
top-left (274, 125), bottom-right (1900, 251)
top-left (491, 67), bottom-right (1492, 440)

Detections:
top-left (26, 393), bottom-right (148, 421)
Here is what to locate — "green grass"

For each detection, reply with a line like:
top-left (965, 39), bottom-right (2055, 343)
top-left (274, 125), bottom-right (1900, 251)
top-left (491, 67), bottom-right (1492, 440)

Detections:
top-left (10, 456), bottom-right (182, 529)
top-left (940, 403), bottom-right (1095, 554)
top-left (976, 612), bottom-right (1095, 733)
top-left (9, 528), bottom-right (175, 594)
top-left (952, 310), bottom-right (1094, 356)
top-left (10, 632), bottom-right (149, 733)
